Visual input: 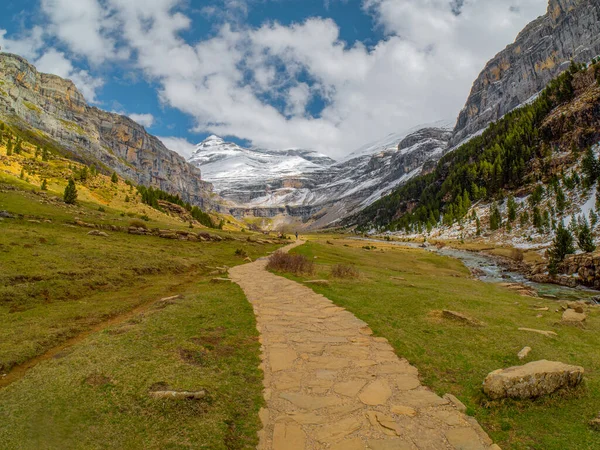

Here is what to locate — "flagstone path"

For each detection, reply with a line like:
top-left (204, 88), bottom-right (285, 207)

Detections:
top-left (229, 242), bottom-right (499, 450)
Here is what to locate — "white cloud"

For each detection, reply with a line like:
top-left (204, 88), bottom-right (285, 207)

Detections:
top-left (5, 0), bottom-right (550, 157)
top-left (128, 113), bottom-right (155, 128)
top-left (158, 136), bottom-right (196, 158)
top-left (40, 0), bottom-right (126, 64)
top-left (35, 49), bottom-right (104, 103)
top-left (0, 27), bottom-right (44, 60)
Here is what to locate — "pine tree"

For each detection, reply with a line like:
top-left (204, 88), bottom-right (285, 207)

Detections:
top-left (42, 147), bottom-right (49, 161)
top-left (19, 169), bottom-right (25, 179)
top-left (548, 221), bottom-right (575, 275)
top-left (577, 217), bottom-right (596, 253)
top-left (14, 138), bottom-right (22, 155)
top-left (41, 179), bottom-right (48, 191)
top-left (125, 195), bottom-right (130, 203)
top-left (507, 195), bottom-right (517, 222)
top-left (111, 172), bottom-right (118, 184)
top-left (63, 179), bottom-right (78, 204)
top-left (35, 146), bottom-right (40, 159)
top-left (476, 217), bottom-right (481, 236)
top-left (489, 202), bottom-right (502, 231)
top-left (79, 166), bottom-right (88, 182)
top-left (533, 206), bottom-right (543, 231)
top-left (591, 210), bottom-right (599, 229)
top-left (555, 186), bottom-right (566, 214)
top-left (6, 138), bottom-right (13, 156)
top-left (582, 147), bottom-right (600, 186)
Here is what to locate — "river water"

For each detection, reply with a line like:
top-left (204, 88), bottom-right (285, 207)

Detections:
top-left (357, 238), bottom-right (598, 302)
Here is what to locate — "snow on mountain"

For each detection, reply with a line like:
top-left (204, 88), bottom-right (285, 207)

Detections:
top-left (187, 123), bottom-right (453, 228)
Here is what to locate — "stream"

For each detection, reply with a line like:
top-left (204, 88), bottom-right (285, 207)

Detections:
top-left (357, 238), bottom-right (598, 302)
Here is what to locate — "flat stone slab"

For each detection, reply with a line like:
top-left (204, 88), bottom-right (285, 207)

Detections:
top-left (229, 241), bottom-right (496, 449)
top-left (562, 309), bottom-right (586, 324)
top-left (483, 360), bottom-right (584, 400)
top-left (518, 327), bottom-right (557, 337)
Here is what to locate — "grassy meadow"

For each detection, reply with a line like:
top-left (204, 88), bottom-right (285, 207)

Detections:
top-left (277, 237), bottom-right (600, 450)
top-left (0, 135), bottom-right (284, 448)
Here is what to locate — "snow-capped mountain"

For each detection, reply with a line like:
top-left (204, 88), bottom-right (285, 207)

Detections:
top-left (187, 124), bottom-right (453, 228)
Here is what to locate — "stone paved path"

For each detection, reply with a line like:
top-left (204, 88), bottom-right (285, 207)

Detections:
top-left (229, 242), bottom-right (498, 450)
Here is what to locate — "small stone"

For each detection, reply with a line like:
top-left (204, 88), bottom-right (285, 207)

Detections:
top-left (358, 379), bottom-right (392, 405)
top-left (366, 411), bottom-right (401, 436)
top-left (517, 346), bottom-right (531, 360)
top-left (443, 393), bottom-right (467, 413)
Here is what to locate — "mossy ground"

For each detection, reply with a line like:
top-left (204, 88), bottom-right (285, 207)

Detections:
top-left (277, 237), bottom-right (600, 449)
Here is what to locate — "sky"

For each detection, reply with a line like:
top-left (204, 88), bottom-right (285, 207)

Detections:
top-left (0, 0), bottom-right (548, 159)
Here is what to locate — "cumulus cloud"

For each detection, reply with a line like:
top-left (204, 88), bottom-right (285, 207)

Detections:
top-left (158, 136), bottom-right (196, 158)
top-left (0, 27), bottom-right (44, 59)
top-left (5, 0), bottom-right (549, 157)
top-left (35, 49), bottom-right (104, 103)
top-left (128, 113), bottom-right (155, 128)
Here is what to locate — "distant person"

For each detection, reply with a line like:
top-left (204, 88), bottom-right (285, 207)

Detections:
top-left (295, 231), bottom-right (299, 240)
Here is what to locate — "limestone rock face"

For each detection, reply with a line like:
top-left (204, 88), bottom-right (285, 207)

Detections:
top-left (451, 0), bottom-right (600, 147)
top-left (483, 360), bottom-right (584, 400)
top-left (0, 53), bottom-right (214, 208)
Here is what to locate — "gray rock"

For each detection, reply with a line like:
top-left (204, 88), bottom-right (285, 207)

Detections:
top-left (452, 0), bottom-right (600, 147)
top-left (483, 360), bottom-right (584, 400)
top-left (0, 53), bottom-right (215, 209)
top-left (0, 210), bottom-right (14, 219)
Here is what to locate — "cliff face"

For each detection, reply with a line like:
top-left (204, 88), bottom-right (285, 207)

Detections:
top-left (451, 0), bottom-right (600, 146)
top-left (0, 53), bottom-right (214, 207)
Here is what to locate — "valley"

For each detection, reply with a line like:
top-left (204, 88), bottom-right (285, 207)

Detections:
top-left (2, 0), bottom-right (600, 448)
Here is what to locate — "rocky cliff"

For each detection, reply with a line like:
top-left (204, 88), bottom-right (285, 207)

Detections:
top-left (451, 0), bottom-right (600, 147)
top-left (0, 53), bottom-right (214, 208)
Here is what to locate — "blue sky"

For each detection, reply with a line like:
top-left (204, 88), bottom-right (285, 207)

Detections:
top-left (0, 0), bottom-right (548, 158)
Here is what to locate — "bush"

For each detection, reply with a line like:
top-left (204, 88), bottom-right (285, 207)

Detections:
top-left (129, 219), bottom-right (148, 229)
top-left (98, 206), bottom-right (106, 212)
top-left (331, 264), bottom-right (359, 279)
top-left (235, 248), bottom-right (248, 258)
top-left (266, 251), bottom-right (315, 275)
top-left (141, 214), bottom-right (150, 222)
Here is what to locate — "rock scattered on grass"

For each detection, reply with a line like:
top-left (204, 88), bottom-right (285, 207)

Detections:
top-left (561, 309), bottom-right (586, 324)
top-left (149, 390), bottom-right (206, 400)
top-left (518, 327), bottom-right (557, 337)
top-left (483, 360), bottom-right (584, 400)
top-left (517, 346), bottom-right (532, 360)
top-left (442, 310), bottom-right (485, 327)
top-left (87, 230), bottom-right (109, 237)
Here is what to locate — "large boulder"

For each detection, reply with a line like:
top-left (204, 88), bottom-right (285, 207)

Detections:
top-left (483, 360), bottom-right (584, 400)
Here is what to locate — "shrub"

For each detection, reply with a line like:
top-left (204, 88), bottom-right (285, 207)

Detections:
top-left (331, 264), bottom-right (359, 279)
top-left (235, 248), bottom-right (248, 258)
top-left (129, 219), bottom-right (148, 229)
top-left (98, 206), bottom-right (106, 212)
top-left (141, 214), bottom-right (150, 222)
top-left (266, 251), bottom-right (315, 275)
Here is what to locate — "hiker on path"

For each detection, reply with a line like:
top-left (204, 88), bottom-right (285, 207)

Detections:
top-left (295, 231), bottom-right (299, 240)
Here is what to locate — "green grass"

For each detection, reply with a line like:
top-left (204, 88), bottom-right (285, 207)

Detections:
top-left (277, 238), bottom-right (600, 449)
top-left (0, 181), bottom-right (281, 449)
top-left (0, 280), bottom-right (263, 449)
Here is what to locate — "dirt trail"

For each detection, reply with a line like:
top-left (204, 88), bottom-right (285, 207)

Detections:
top-left (230, 242), bottom-right (498, 450)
